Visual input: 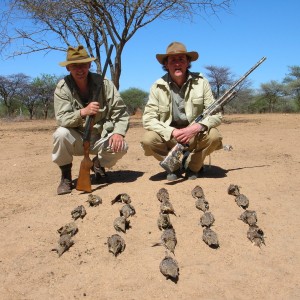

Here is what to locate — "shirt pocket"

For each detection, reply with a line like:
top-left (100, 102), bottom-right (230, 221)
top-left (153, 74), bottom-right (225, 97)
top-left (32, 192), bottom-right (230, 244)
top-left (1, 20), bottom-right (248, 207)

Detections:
top-left (158, 105), bottom-right (170, 121)
top-left (191, 97), bottom-right (204, 118)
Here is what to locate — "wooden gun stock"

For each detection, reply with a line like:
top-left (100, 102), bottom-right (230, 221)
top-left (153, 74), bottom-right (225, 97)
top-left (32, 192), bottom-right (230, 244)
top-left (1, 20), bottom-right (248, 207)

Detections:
top-left (76, 140), bottom-right (94, 192)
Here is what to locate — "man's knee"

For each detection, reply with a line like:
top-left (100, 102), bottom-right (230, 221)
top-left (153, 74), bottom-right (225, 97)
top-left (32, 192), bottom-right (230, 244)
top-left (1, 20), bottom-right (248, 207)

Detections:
top-left (141, 131), bottom-right (161, 147)
top-left (53, 127), bottom-right (70, 141)
top-left (208, 128), bottom-right (223, 149)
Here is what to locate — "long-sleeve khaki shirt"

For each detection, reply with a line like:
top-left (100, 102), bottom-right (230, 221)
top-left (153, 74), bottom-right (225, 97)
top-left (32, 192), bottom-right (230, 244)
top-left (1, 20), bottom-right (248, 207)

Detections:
top-left (54, 72), bottom-right (129, 138)
top-left (142, 72), bottom-right (222, 141)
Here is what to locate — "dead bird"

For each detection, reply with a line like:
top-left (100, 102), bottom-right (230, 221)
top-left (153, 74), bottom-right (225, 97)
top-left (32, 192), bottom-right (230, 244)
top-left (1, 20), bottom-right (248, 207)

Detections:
top-left (235, 194), bottom-right (249, 209)
top-left (199, 211), bottom-right (215, 228)
top-left (191, 185), bottom-right (205, 199)
top-left (157, 213), bottom-right (173, 231)
top-left (195, 197), bottom-right (209, 212)
top-left (160, 199), bottom-right (176, 216)
top-left (247, 225), bottom-right (265, 247)
top-left (239, 210), bottom-right (257, 226)
top-left (120, 203), bottom-right (136, 219)
top-left (57, 222), bottom-right (78, 237)
top-left (227, 184), bottom-right (240, 196)
top-left (107, 234), bottom-right (126, 256)
top-left (71, 205), bottom-right (86, 220)
top-left (153, 228), bottom-right (177, 254)
top-left (86, 194), bottom-right (102, 206)
top-left (113, 216), bottom-right (128, 233)
top-left (156, 188), bottom-right (169, 202)
top-left (159, 253), bottom-right (179, 281)
top-left (52, 234), bottom-right (74, 257)
top-left (111, 193), bottom-right (131, 205)
top-left (202, 227), bottom-right (219, 248)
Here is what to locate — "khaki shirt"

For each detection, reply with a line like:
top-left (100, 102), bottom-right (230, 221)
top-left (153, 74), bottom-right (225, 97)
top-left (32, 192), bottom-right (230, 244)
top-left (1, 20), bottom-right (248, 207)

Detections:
top-left (54, 72), bottom-right (129, 138)
top-left (143, 72), bottom-right (222, 141)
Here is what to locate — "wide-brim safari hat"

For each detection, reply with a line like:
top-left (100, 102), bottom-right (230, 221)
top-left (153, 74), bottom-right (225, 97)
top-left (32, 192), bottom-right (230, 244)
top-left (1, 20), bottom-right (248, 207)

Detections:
top-left (156, 42), bottom-right (199, 64)
top-left (59, 45), bottom-right (96, 66)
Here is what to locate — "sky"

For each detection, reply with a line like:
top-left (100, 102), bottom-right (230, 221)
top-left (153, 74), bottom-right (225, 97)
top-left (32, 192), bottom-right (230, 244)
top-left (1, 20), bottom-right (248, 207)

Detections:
top-left (1, 0), bottom-right (299, 92)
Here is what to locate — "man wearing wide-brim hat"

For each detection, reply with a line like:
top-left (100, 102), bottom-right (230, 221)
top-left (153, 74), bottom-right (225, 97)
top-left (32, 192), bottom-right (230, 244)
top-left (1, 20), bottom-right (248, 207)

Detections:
top-left (141, 42), bottom-right (223, 181)
top-left (52, 45), bottom-right (129, 195)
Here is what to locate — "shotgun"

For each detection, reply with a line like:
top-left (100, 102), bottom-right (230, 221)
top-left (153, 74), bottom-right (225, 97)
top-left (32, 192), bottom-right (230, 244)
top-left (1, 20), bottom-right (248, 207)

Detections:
top-left (159, 56), bottom-right (267, 174)
top-left (76, 44), bottom-right (114, 192)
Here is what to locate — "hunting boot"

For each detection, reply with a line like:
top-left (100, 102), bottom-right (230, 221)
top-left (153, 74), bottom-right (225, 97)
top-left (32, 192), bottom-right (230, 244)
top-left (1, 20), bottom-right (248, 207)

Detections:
top-left (57, 163), bottom-right (72, 195)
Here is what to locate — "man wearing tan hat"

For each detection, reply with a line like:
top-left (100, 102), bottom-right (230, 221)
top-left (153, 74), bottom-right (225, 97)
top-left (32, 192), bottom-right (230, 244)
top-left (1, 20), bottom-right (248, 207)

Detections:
top-left (141, 42), bottom-right (223, 181)
top-left (52, 45), bottom-right (129, 195)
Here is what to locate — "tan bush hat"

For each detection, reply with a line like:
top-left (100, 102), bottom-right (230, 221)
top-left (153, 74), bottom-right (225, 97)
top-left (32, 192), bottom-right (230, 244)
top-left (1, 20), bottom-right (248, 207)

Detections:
top-left (156, 42), bottom-right (199, 64)
top-left (59, 45), bottom-right (96, 66)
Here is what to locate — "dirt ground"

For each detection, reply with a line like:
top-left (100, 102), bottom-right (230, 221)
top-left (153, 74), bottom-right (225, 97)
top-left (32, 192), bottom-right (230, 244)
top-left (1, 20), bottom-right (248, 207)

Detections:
top-left (0, 114), bottom-right (299, 300)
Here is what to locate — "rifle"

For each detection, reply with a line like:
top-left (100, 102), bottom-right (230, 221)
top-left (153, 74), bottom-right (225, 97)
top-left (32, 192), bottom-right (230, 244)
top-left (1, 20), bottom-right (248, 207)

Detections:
top-left (76, 44), bottom-right (114, 192)
top-left (159, 56), bottom-right (267, 174)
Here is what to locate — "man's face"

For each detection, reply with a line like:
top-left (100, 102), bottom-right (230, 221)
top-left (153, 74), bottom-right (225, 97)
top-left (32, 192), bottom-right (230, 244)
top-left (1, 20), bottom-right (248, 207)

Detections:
top-left (67, 62), bottom-right (91, 80)
top-left (164, 54), bottom-right (189, 80)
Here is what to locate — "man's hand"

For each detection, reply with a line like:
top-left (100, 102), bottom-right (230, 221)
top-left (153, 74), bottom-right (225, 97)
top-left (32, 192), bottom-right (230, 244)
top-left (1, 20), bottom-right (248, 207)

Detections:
top-left (172, 123), bottom-right (204, 144)
top-left (108, 133), bottom-right (126, 152)
top-left (80, 101), bottom-right (100, 117)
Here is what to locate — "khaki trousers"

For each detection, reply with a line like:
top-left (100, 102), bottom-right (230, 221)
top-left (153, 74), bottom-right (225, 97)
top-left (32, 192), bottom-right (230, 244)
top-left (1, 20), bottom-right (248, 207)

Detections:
top-left (141, 128), bottom-right (222, 172)
top-left (52, 127), bottom-right (128, 168)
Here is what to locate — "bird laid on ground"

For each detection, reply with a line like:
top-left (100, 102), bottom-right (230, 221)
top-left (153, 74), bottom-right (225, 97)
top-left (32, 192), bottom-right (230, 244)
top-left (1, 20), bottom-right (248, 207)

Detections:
top-left (235, 194), bottom-right (249, 209)
top-left (247, 225), bottom-right (265, 247)
top-left (57, 222), bottom-right (78, 237)
top-left (86, 194), bottom-right (102, 206)
top-left (52, 234), bottom-right (74, 257)
top-left (227, 184), bottom-right (240, 196)
top-left (200, 212), bottom-right (215, 228)
top-left (157, 213), bottom-right (173, 231)
top-left (111, 193), bottom-right (131, 205)
top-left (191, 185), bottom-right (205, 199)
top-left (159, 253), bottom-right (179, 281)
top-left (120, 204), bottom-right (136, 219)
top-left (239, 210), bottom-right (257, 226)
top-left (195, 197), bottom-right (209, 212)
top-left (202, 227), bottom-right (219, 248)
top-left (71, 205), bottom-right (86, 220)
top-left (107, 234), bottom-right (126, 256)
top-left (156, 188), bottom-right (170, 202)
top-left (113, 216), bottom-right (128, 233)
top-left (153, 228), bottom-right (177, 254)
top-left (160, 199), bottom-right (176, 215)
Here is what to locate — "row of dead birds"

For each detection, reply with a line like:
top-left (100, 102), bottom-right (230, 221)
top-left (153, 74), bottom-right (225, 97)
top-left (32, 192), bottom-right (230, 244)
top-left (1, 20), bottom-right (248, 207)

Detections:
top-left (52, 194), bottom-right (102, 257)
top-left (227, 184), bottom-right (265, 247)
top-left (154, 187), bottom-right (179, 282)
top-left (52, 193), bottom-right (136, 257)
top-left (107, 193), bottom-right (136, 256)
top-left (191, 185), bottom-right (220, 248)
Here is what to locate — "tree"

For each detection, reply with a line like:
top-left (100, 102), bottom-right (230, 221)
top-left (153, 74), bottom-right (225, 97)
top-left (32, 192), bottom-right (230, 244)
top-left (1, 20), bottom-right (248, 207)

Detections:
top-left (283, 66), bottom-right (300, 110)
top-left (32, 74), bottom-right (59, 119)
top-left (260, 80), bottom-right (285, 113)
top-left (120, 87), bottom-right (148, 115)
top-left (0, 73), bottom-right (31, 117)
top-left (1, 0), bottom-right (233, 89)
top-left (204, 65), bottom-right (233, 99)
